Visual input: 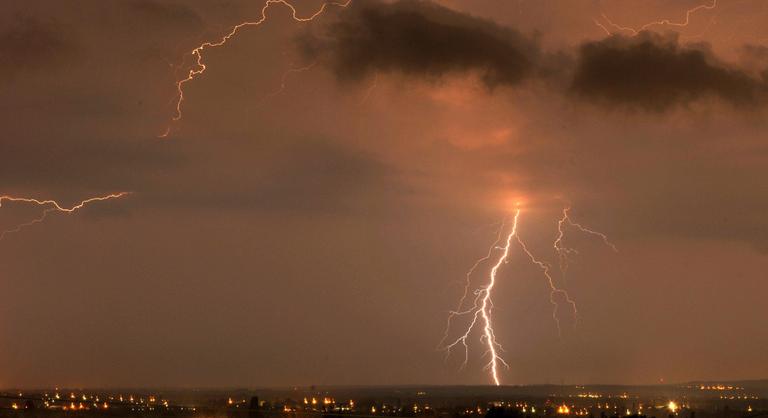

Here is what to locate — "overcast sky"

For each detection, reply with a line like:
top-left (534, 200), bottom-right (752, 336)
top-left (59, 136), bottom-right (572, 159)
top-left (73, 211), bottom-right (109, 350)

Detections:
top-left (1, 0), bottom-right (767, 388)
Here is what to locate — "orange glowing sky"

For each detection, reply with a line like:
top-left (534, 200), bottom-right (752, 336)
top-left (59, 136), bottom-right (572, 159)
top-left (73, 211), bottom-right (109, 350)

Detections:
top-left (1, 0), bottom-right (767, 388)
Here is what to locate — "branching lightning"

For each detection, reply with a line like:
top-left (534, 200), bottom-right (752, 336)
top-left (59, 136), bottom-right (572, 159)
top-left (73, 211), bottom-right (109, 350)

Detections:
top-left (161, 0), bottom-right (351, 137)
top-left (515, 233), bottom-right (579, 337)
top-left (554, 207), bottom-right (617, 276)
top-left (439, 218), bottom-right (508, 369)
top-left (596, 0), bottom-right (718, 36)
top-left (440, 205), bottom-right (616, 386)
top-left (0, 192), bottom-right (130, 241)
top-left (440, 209), bottom-right (521, 386)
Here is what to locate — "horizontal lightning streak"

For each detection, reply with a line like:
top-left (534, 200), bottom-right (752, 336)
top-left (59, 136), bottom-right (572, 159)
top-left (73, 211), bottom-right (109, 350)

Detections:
top-left (597, 0), bottom-right (718, 36)
top-left (0, 192), bottom-right (130, 240)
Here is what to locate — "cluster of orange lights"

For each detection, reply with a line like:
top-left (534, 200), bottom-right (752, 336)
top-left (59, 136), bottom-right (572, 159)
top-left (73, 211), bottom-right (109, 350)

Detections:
top-left (26, 390), bottom-right (176, 412)
top-left (568, 392), bottom-right (629, 399)
top-left (555, 404), bottom-right (603, 415)
top-left (667, 401), bottom-right (679, 413)
top-left (59, 402), bottom-right (109, 411)
top-left (699, 384), bottom-right (742, 391)
top-left (719, 395), bottom-right (759, 400)
top-left (294, 396), bottom-right (357, 412)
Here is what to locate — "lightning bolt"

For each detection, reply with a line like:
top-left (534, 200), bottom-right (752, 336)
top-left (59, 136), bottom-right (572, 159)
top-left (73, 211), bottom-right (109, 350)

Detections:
top-left (478, 210), bottom-right (521, 386)
top-left (597, 0), bottom-right (718, 36)
top-left (554, 207), bottom-right (617, 276)
top-left (440, 210), bottom-right (520, 386)
top-left (0, 192), bottom-right (130, 241)
top-left (441, 205), bottom-right (616, 385)
top-left (359, 72), bottom-right (379, 104)
top-left (161, 0), bottom-right (351, 137)
top-left (515, 233), bottom-right (579, 337)
top-left (261, 62), bottom-right (317, 102)
top-left (593, 18), bottom-right (613, 36)
top-left (439, 218), bottom-right (507, 368)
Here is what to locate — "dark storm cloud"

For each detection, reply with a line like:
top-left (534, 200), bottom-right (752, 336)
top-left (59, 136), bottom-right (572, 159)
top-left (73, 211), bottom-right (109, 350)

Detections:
top-left (302, 0), bottom-right (540, 88)
top-left (571, 32), bottom-right (767, 110)
top-left (0, 16), bottom-right (75, 77)
top-left (305, 2), bottom-right (768, 111)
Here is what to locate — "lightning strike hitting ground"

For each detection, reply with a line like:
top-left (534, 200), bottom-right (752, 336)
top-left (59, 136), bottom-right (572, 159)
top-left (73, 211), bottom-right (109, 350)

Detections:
top-left (439, 218), bottom-right (508, 370)
top-left (443, 209), bottom-right (520, 386)
top-left (0, 193), bottom-right (130, 241)
top-left (161, 0), bottom-right (351, 137)
top-left (440, 206), bottom-right (616, 386)
top-left (596, 0), bottom-right (718, 36)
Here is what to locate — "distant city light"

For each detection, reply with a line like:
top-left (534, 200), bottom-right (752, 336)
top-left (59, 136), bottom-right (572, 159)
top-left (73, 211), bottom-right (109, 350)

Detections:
top-left (668, 401), bottom-right (679, 413)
